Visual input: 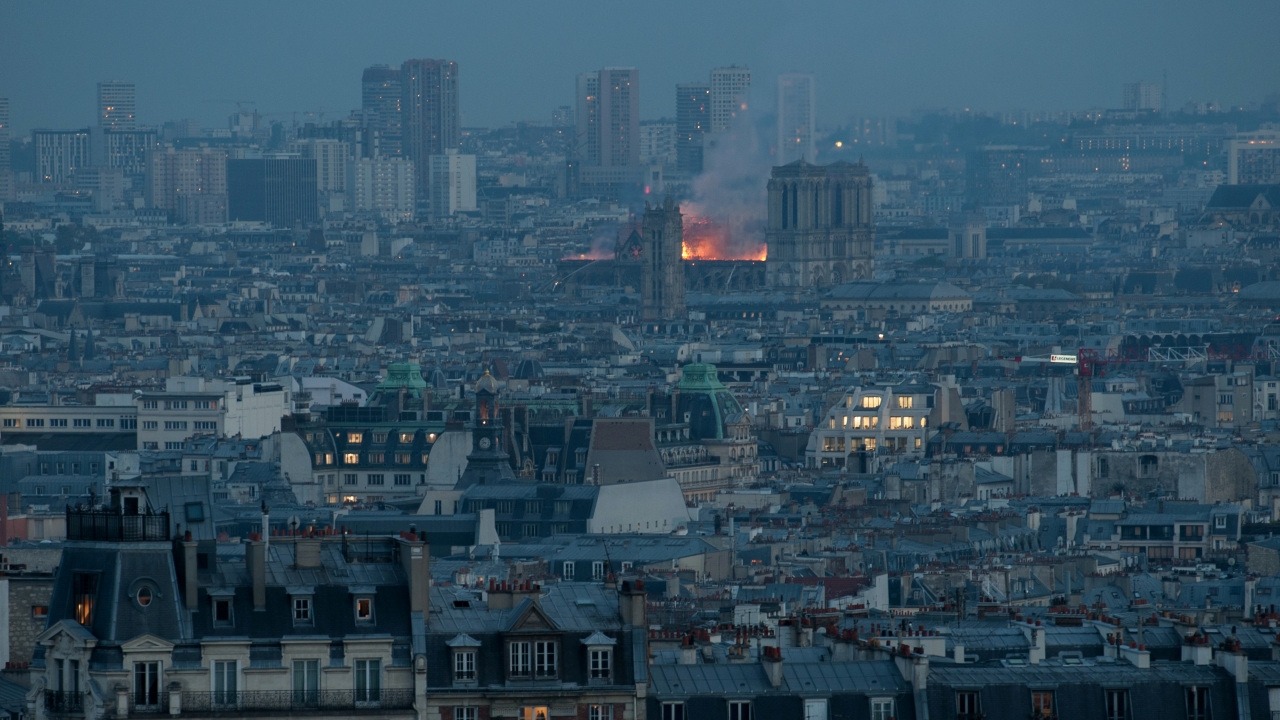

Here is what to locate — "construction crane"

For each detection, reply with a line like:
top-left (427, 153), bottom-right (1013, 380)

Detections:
top-left (1012, 352), bottom-right (1098, 432)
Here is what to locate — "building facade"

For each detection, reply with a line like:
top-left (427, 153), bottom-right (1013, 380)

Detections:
top-left (96, 81), bottom-right (136, 130)
top-left (575, 68), bottom-right (640, 169)
top-left (710, 66), bottom-right (751, 134)
top-left (675, 83), bottom-right (710, 175)
top-left (361, 65), bottom-right (403, 158)
top-left (427, 150), bottom-right (476, 219)
top-left (777, 73), bottom-right (816, 165)
top-left (227, 157), bottom-right (319, 228)
top-left (146, 147), bottom-right (228, 225)
top-left (765, 159), bottom-right (875, 287)
top-left (349, 157), bottom-right (415, 220)
top-left (401, 58), bottom-right (459, 199)
top-left (34, 130), bottom-right (91, 184)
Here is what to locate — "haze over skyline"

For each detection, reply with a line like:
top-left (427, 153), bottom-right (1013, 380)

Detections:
top-left (2, 0), bottom-right (1279, 135)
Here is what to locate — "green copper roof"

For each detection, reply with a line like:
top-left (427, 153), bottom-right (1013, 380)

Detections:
top-left (677, 363), bottom-right (727, 392)
top-left (376, 362), bottom-right (428, 394)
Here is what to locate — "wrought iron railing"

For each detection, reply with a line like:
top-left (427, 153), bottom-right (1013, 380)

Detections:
top-left (67, 509), bottom-right (171, 542)
top-left (130, 693), bottom-right (170, 714)
top-left (181, 689), bottom-right (415, 714)
top-left (45, 691), bottom-right (83, 713)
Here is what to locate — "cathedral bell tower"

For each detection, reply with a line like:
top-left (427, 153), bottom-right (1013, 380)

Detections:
top-left (641, 195), bottom-right (687, 324)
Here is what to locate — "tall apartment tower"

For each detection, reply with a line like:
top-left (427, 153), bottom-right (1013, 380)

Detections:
top-left (640, 196), bottom-right (686, 323)
top-left (361, 65), bottom-right (402, 157)
top-left (777, 74), bottom-right (816, 164)
top-left (1123, 81), bottom-right (1163, 113)
top-left (575, 68), bottom-right (640, 167)
top-left (765, 160), bottom-right (874, 288)
top-left (97, 81), bottom-right (136, 130)
top-left (675, 83), bottom-right (710, 175)
top-left (34, 129), bottom-right (92, 184)
top-left (0, 97), bottom-right (10, 201)
top-left (401, 58), bottom-right (459, 198)
top-left (710, 66), bottom-right (751, 133)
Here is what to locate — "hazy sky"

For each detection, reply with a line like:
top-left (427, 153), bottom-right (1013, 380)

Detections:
top-left (2, 0), bottom-right (1278, 135)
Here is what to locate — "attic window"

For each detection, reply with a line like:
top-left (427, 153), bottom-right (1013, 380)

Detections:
top-left (214, 598), bottom-right (233, 627)
top-left (355, 597), bottom-right (374, 623)
top-left (136, 587), bottom-right (153, 607)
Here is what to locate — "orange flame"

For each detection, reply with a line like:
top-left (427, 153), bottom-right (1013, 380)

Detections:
top-left (681, 216), bottom-right (767, 261)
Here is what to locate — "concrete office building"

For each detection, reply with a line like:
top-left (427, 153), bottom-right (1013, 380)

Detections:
top-left (428, 149), bottom-right (476, 218)
top-left (0, 97), bottom-right (10, 200)
top-left (287, 138), bottom-right (349, 194)
top-left (34, 129), bottom-right (91, 184)
top-left (575, 68), bottom-right (640, 168)
top-left (710, 66), bottom-right (751, 133)
top-left (675, 83), bottom-right (710, 175)
top-left (639, 120), bottom-right (677, 169)
top-left (91, 128), bottom-right (158, 185)
top-left (227, 156), bottom-right (318, 228)
top-left (96, 80), bottom-right (136, 130)
top-left (146, 146), bottom-right (228, 225)
top-left (361, 64), bottom-right (403, 157)
top-left (349, 156), bottom-right (415, 219)
top-left (401, 58), bottom-right (459, 199)
top-left (777, 73), bottom-right (816, 164)
top-left (136, 376), bottom-right (289, 451)
top-left (1123, 80), bottom-right (1163, 113)
top-left (1227, 131), bottom-right (1280, 185)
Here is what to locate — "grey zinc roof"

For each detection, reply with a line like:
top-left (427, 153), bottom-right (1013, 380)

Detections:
top-left (429, 582), bottom-right (624, 635)
top-left (649, 660), bottom-right (908, 696)
top-left (928, 658), bottom-right (1226, 687)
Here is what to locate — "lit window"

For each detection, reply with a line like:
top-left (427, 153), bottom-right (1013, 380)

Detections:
top-left (897, 396), bottom-right (913, 408)
top-left (860, 396), bottom-right (882, 409)
top-left (355, 597), bottom-right (374, 623)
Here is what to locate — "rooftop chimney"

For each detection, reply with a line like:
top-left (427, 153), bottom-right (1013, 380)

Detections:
top-left (246, 535), bottom-right (267, 611)
top-left (762, 645), bottom-right (783, 688)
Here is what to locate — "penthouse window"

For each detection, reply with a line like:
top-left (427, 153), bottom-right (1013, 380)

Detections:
top-left (860, 396), bottom-right (882, 409)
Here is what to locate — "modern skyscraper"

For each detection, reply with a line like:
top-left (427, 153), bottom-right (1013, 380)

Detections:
top-left (227, 157), bottom-right (318, 228)
top-left (0, 97), bottom-right (10, 201)
top-left (92, 128), bottom-right (158, 185)
top-left (428, 150), bottom-right (477, 219)
top-left (147, 146), bottom-right (228, 224)
top-left (777, 74), bottom-right (816, 164)
top-left (34, 129), bottom-right (91, 184)
top-left (641, 196), bottom-right (686, 323)
top-left (675, 83), bottom-right (710, 175)
top-left (1123, 81), bottom-right (1163, 113)
top-left (361, 65), bottom-right (402, 157)
top-left (765, 160), bottom-right (875, 287)
top-left (97, 81), bottom-right (136, 130)
top-left (710, 66), bottom-right (751, 134)
top-left (349, 156), bottom-right (415, 219)
top-left (401, 58), bottom-right (459, 199)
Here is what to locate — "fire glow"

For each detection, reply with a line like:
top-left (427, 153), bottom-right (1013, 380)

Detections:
top-left (681, 215), bottom-right (767, 261)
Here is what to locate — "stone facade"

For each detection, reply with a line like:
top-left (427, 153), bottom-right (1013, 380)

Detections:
top-left (640, 196), bottom-right (686, 322)
top-left (765, 159), bottom-right (874, 288)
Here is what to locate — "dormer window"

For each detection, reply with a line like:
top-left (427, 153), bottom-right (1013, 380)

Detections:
top-left (212, 595), bottom-right (234, 627)
top-left (293, 595), bottom-right (313, 625)
top-left (590, 648), bottom-right (611, 679)
top-left (454, 650), bottom-right (475, 681)
top-left (355, 597), bottom-right (374, 624)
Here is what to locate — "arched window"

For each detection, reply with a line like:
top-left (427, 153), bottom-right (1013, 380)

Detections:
top-left (781, 186), bottom-right (789, 229)
top-left (834, 184), bottom-right (843, 227)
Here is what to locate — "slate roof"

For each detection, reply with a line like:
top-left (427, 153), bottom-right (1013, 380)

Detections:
top-left (649, 659), bottom-right (908, 696)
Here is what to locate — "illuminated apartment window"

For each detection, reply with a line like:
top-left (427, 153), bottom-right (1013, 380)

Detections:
top-left (73, 573), bottom-right (98, 625)
top-left (860, 396), bottom-right (882, 409)
top-left (897, 396), bottom-right (913, 408)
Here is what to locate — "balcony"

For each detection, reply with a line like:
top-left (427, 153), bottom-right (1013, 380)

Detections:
top-left (66, 509), bottom-right (171, 542)
top-left (178, 689), bottom-right (415, 715)
top-left (45, 691), bottom-right (83, 714)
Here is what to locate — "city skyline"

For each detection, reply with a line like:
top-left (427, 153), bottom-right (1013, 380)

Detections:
top-left (2, 0), bottom-right (1279, 135)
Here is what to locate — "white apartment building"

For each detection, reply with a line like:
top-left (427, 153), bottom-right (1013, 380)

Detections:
top-left (287, 138), bottom-right (349, 194)
top-left (806, 381), bottom-right (941, 469)
top-left (136, 376), bottom-right (289, 450)
top-left (710, 66), bottom-right (751, 133)
top-left (639, 120), bottom-right (677, 168)
top-left (349, 156), bottom-right (415, 219)
top-left (0, 394), bottom-right (137, 436)
top-left (428, 149), bottom-right (476, 218)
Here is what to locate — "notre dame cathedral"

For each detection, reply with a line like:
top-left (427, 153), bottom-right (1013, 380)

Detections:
top-left (640, 196), bottom-right (687, 322)
top-left (764, 159), bottom-right (875, 288)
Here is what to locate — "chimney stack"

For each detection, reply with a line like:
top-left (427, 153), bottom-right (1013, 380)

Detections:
top-left (762, 645), bottom-right (784, 688)
top-left (246, 535), bottom-right (267, 611)
top-left (399, 532), bottom-right (430, 615)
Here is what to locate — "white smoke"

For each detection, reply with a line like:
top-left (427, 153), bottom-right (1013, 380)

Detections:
top-left (681, 103), bottom-right (772, 257)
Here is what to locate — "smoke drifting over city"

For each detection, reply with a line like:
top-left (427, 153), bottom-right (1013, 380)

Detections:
top-left (3, 4), bottom-right (1280, 720)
